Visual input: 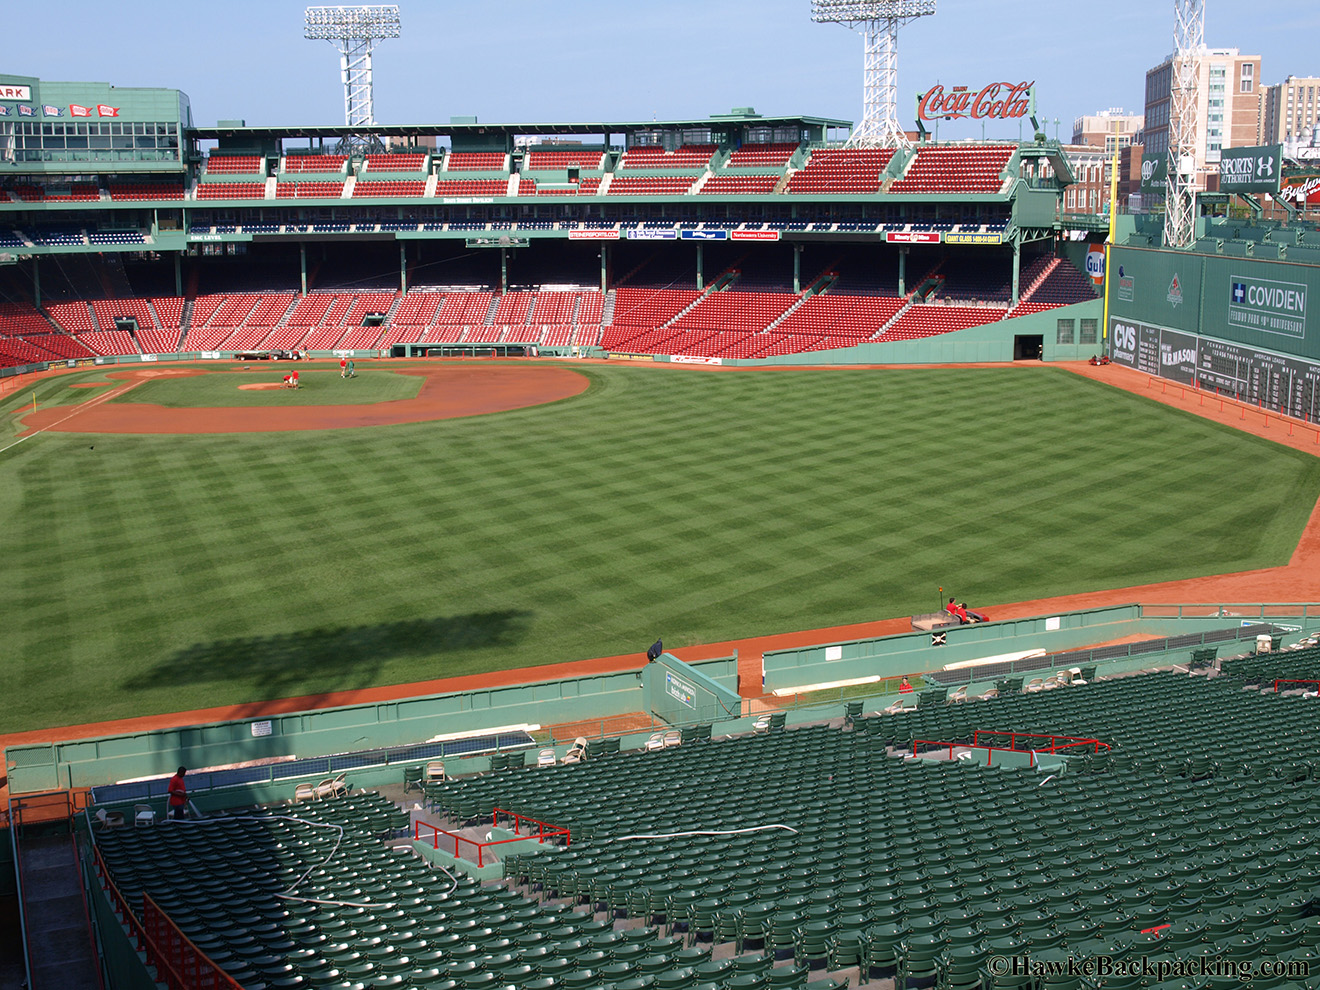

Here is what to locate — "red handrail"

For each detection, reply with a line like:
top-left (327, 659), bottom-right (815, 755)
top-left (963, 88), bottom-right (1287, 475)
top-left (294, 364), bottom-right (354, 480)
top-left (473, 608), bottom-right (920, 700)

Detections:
top-left (142, 893), bottom-right (243, 990)
top-left (1275, 679), bottom-right (1320, 693)
top-left (413, 809), bottom-right (570, 869)
top-left (912, 729), bottom-right (1109, 766)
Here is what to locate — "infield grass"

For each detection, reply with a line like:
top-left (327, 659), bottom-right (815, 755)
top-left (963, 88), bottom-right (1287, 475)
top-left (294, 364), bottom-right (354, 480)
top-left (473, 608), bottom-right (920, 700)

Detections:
top-left (115, 369), bottom-right (422, 407)
top-left (3, 361), bottom-right (1319, 733)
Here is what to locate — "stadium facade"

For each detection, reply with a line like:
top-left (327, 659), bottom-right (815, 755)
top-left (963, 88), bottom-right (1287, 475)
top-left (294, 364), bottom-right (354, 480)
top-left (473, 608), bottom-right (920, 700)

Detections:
top-left (1, 72), bottom-right (1108, 368)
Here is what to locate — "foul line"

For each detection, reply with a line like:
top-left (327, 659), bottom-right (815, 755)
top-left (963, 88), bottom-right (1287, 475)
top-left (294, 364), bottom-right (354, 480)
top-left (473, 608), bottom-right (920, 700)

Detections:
top-left (0, 379), bottom-right (141, 455)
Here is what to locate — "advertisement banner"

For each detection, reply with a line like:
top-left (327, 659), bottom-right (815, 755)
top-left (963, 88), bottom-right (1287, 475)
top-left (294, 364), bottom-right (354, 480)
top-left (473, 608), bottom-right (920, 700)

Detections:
top-left (568, 229), bottom-right (619, 240)
top-left (626, 229), bottom-right (677, 240)
top-left (1140, 153), bottom-right (1167, 193)
top-left (1280, 175), bottom-right (1320, 208)
top-left (0, 85), bottom-right (32, 101)
top-left (1228, 274), bottom-right (1307, 340)
top-left (731, 230), bottom-right (780, 241)
top-left (886, 231), bottom-right (940, 244)
top-left (680, 230), bottom-right (728, 241)
top-left (1217, 145), bottom-right (1282, 194)
top-left (917, 81), bottom-right (1034, 122)
top-left (945, 232), bottom-right (1002, 245)
top-left (670, 355), bottom-right (723, 365)
top-left (1085, 247), bottom-right (1105, 286)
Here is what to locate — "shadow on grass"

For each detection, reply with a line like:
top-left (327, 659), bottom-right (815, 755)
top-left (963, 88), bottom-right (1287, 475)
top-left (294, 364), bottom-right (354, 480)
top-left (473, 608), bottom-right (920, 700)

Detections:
top-left (123, 610), bottom-right (534, 706)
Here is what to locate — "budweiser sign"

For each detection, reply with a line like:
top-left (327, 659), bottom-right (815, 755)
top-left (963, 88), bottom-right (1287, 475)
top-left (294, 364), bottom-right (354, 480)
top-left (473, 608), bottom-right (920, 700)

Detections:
top-left (918, 81), bottom-right (1034, 122)
top-left (1280, 175), bottom-right (1320, 207)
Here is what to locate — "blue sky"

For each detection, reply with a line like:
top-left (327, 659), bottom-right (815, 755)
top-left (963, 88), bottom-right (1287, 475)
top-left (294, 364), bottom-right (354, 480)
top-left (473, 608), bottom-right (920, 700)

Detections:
top-left (9, 0), bottom-right (1319, 139)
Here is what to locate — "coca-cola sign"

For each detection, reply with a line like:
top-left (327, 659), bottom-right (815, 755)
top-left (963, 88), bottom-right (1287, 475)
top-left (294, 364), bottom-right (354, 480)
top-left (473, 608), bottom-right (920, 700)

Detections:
top-left (917, 81), bottom-right (1034, 122)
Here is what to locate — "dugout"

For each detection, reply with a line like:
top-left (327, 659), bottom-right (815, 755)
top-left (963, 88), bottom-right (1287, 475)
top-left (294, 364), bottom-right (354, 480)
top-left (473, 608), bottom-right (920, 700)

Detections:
top-left (392, 342), bottom-right (540, 358)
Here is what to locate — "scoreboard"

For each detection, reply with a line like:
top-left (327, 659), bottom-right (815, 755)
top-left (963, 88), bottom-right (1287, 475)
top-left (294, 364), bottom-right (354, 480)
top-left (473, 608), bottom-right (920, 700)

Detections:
top-left (1110, 318), bottom-right (1320, 422)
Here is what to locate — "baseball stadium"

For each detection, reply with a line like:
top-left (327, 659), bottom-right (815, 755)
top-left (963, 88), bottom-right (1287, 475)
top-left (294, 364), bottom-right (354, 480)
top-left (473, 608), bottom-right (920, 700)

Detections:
top-left (5, 4), bottom-right (1320, 990)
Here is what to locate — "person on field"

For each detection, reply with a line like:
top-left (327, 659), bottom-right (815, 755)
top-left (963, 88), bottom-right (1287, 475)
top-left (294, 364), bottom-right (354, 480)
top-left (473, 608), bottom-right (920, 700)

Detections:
top-left (340, 356), bottom-right (348, 378)
top-left (346, 360), bottom-right (355, 378)
top-left (167, 766), bottom-right (187, 821)
top-left (961, 602), bottom-right (989, 623)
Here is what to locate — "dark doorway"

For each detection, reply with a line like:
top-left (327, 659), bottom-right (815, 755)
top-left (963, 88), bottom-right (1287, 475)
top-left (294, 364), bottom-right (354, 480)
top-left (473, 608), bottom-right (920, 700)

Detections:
top-left (1014, 334), bottom-right (1044, 361)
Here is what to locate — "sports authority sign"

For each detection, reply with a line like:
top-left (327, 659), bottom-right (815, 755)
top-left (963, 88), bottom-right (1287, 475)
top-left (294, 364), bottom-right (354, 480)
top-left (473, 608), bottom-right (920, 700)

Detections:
top-left (917, 81), bottom-right (1034, 122)
top-left (1229, 275), bottom-right (1307, 339)
top-left (1217, 145), bottom-right (1281, 194)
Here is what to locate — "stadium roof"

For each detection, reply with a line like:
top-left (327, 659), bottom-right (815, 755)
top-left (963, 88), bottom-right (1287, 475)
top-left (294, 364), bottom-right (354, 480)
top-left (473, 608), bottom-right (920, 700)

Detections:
top-left (188, 113), bottom-right (852, 141)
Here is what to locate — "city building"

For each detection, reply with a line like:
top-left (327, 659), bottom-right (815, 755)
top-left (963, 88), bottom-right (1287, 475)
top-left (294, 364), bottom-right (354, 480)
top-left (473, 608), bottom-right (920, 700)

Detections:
top-left (1059, 145), bottom-right (1110, 215)
top-left (1071, 109), bottom-right (1143, 155)
top-left (1259, 76), bottom-right (1320, 146)
top-left (1143, 48), bottom-right (1261, 177)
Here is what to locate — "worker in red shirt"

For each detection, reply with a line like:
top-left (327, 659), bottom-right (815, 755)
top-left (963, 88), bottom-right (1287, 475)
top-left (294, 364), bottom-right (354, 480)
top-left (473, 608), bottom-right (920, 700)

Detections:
top-left (340, 356), bottom-right (348, 378)
top-left (899, 676), bottom-right (913, 694)
top-left (167, 766), bottom-right (187, 821)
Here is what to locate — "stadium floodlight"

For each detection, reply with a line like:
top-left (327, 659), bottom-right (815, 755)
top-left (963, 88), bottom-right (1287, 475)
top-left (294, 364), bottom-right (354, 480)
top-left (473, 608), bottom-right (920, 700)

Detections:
top-left (811, 0), bottom-right (936, 148)
top-left (1164, 0), bottom-right (1203, 249)
top-left (304, 5), bottom-right (401, 155)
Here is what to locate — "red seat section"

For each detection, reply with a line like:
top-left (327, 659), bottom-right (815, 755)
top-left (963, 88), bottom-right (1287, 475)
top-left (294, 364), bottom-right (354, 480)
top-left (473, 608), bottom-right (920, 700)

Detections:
top-left (91, 299), bottom-right (156, 334)
top-left (775, 294), bottom-right (905, 338)
top-left (725, 143), bottom-right (798, 167)
top-left (672, 291), bottom-right (797, 332)
top-left (877, 304), bottom-right (1006, 340)
top-left (492, 291), bottom-right (536, 325)
top-left (42, 302), bottom-right (94, 334)
top-left (535, 177), bottom-right (602, 196)
top-left (524, 150), bottom-right (606, 171)
top-left (108, 183), bottom-right (185, 201)
top-left (433, 179), bottom-right (508, 198)
top-left (445, 152), bottom-right (508, 171)
top-left (203, 156), bottom-right (263, 175)
top-left (617, 145), bottom-right (715, 169)
top-left (889, 145), bottom-right (1015, 194)
top-left (195, 183), bottom-right (266, 200)
top-left (12, 182), bottom-right (100, 202)
top-left (363, 154), bottom-right (427, 172)
top-left (0, 302), bottom-right (53, 334)
top-left (352, 180), bottom-right (426, 197)
top-left (275, 181), bottom-right (345, 198)
top-left (785, 148), bottom-right (895, 194)
top-left (699, 175), bottom-right (779, 195)
top-left (283, 154), bottom-right (348, 174)
top-left (606, 175), bottom-right (700, 196)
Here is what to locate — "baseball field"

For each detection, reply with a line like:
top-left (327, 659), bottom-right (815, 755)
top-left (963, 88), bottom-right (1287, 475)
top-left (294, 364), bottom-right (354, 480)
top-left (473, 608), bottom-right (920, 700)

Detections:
top-left (3, 359), bottom-right (1318, 734)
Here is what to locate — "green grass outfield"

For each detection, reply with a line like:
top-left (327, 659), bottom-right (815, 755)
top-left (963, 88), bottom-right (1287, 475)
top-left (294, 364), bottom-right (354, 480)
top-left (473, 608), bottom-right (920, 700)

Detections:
top-left (2, 362), bottom-right (1318, 733)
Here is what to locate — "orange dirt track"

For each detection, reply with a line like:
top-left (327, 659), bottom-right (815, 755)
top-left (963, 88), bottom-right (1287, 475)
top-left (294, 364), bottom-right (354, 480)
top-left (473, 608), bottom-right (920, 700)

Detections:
top-left (1, 359), bottom-right (1317, 765)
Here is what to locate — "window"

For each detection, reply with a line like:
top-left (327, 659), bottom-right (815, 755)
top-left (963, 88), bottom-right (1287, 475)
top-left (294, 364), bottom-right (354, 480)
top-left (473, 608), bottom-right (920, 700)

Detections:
top-left (1057, 319), bottom-right (1075, 344)
top-left (1241, 63), bottom-right (1255, 94)
top-left (1080, 319), bottom-right (1098, 344)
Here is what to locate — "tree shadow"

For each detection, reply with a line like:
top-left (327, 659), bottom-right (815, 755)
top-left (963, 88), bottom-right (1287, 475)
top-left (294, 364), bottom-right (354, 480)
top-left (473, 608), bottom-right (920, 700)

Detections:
top-left (123, 610), bottom-right (534, 701)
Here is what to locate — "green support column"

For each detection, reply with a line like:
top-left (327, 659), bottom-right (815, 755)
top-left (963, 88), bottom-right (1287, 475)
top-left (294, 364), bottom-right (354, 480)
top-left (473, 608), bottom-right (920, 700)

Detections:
top-left (400, 242), bottom-right (407, 294)
top-left (173, 254), bottom-right (182, 297)
top-left (600, 245), bottom-right (608, 293)
top-left (1011, 236), bottom-right (1021, 308)
top-left (793, 243), bottom-right (802, 294)
top-left (897, 248), bottom-right (906, 297)
top-left (299, 243), bottom-right (307, 297)
top-left (500, 248), bottom-right (508, 294)
top-left (696, 244), bottom-right (704, 291)
top-left (32, 258), bottom-right (40, 310)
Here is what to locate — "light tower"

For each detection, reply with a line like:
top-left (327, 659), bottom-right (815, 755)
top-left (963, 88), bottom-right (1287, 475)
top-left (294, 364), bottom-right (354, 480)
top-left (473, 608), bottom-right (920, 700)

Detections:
top-left (304, 5), bottom-right (401, 156)
top-left (1164, 0), bottom-right (1204, 249)
top-left (811, 0), bottom-right (936, 148)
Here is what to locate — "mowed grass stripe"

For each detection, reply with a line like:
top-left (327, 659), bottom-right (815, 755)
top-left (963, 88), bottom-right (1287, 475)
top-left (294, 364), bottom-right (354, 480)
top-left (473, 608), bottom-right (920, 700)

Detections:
top-left (2, 364), bottom-right (1319, 731)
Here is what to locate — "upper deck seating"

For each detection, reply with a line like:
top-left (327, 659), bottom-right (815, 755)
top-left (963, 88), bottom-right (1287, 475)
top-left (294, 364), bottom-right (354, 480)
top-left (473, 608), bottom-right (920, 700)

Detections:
top-left (784, 148), bottom-right (895, 194)
top-left (108, 183), bottom-right (186, 201)
top-left (283, 154), bottom-right (348, 174)
top-left (433, 180), bottom-right (507, 198)
top-left (524, 150), bottom-right (607, 171)
top-left (195, 183), bottom-right (266, 200)
top-left (275, 181), bottom-right (345, 198)
top-left (606, 175), bottom-right (700, 196)
top-left (699, 175), bottom-right (779, 195)
top-left (352, 180), bottom-right (426, 198)
top-left (363, 154), bottom-right (427, 172)
top-left (202, 156), bottom-right (263, 175)
top-left (725, 143), bottom-right (798, 167)
top-left (444, 152), bottom-right (508, 171)
top-left (617, 145), bottom-right (715, 170)
top-left (889, 144), bottom-right (1015, 194)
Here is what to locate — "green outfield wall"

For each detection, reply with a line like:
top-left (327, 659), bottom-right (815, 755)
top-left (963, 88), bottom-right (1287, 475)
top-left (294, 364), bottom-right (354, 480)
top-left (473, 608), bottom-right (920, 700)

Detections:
top-left (1108, 244), bottom-right (1320, 419)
